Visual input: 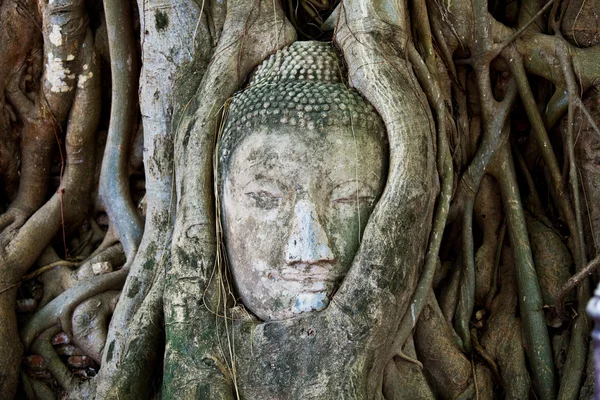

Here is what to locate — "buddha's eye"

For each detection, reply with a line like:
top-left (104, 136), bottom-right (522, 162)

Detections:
top-left (332, 195), bottom-right (376, 207)
top-left (331, 181), bottom-right (377, 207)
top-left (245, 191), bottom-right (282, 209)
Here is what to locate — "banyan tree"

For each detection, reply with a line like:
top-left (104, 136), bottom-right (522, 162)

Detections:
top-left (1, 0), bottom-right (600, 398)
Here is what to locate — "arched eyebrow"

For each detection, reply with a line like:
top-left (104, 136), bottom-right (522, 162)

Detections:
top-left (231, 149), bottom-right (281, 190)
top-left (240, 176), bottom-right (285, 192)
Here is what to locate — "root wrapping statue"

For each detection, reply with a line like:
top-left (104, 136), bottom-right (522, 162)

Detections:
top-left (218, 41), bottom-right (388, 322)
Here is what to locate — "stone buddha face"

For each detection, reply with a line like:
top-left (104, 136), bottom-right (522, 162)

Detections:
top-left (219, 41), bottom-right (387, 321)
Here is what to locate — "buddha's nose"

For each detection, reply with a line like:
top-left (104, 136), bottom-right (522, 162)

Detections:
top-left (286, 199), bottom-right (335, 265)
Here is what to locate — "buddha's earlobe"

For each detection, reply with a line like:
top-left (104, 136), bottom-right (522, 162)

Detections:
top-left (286, 199), bottom-right (335, 265)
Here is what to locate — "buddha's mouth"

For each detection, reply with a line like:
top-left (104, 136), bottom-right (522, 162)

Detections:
top-left (275, 265), bottom-right (342, 285)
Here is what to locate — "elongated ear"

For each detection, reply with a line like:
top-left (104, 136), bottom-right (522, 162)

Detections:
top-left (163, 1), bottom-right (296, 398)
top-left (331, 0), bottom-right (437, 391)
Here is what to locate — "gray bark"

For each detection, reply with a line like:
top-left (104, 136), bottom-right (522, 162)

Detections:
top-left (84, 1), bottom-right (223, 398)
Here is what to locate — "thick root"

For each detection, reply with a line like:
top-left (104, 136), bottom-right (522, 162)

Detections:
top-left (71, 290), bottom-right (120, 363)
top-left (383, 337), bottom-right (435, 399)
top-left (415, 291), bottom-right (471, 399)
top-left (481, 247), bottom-right (531, 399)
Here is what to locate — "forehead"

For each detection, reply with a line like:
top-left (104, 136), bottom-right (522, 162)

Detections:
top-left (225, 124), bottom-right (385, 179)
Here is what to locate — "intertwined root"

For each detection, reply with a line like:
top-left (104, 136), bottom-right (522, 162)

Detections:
top-left (2, 0), bottom-right (600, 399)
top-left (0, 0), bottom-right (136, 396)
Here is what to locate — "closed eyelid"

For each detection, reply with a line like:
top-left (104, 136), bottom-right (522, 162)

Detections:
top-left (330, 180), bottom-right (377, 197)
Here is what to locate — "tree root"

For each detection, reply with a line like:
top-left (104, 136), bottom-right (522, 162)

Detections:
top-left (98, 0), bottom-right (142, 260)
top-left (21, 268), bottom-right (128, 351)
top-left (526, 213), bottom-right (574, 308)
top-left (390, 39), bottom-right (453, 365)
top-left (1, 0), bottom-right (598, 398)
top-left (472, 176), bottom-right (504, 309)
top-left (414, 290), bottom-right (471, 399)
top-left (73, 244), bottom-right (125, 282)
top-left (23, 261), bottom-right (80, 282)
top-left (552, 231), bottom-right (600, 304)
top-left (1, 0), bottom-right (89, 238)
top-left (491, 142), bottom-right (556, 399)
top-left (480, 246), bottom-right (531, 398)
top-left (383, 337), bottom-right (434, 399)
top-left (30, 326), bottom-right (74, 391)
top-left (21, 371), bottom-right (57, 400)
top-left (71, 290), bottom-right (120, 363)
top-left (510, 55), bottom-right (586, 323)
top-left (0, 12), bottom-right (99, 395)
top-left (554, 33), bottom-right (591, 400)
top-left (36, 244), bottom-right (124, 309)
top-left (454, 82), bottom-right (517, 352)
top-left (438, 257), bottom-right (462, 324)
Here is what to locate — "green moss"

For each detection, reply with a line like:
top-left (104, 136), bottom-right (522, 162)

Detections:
top-left (155, 11), bottom-right (169, 31)
top-left (180, 118), bottom-right (194, 149)
top-left (174, 247), bottom-right (199, 271)
top-left (143, 259), bottom-right (154, 270)
top-left (106, 340), bottom-right (115, 362)
top-left (195, 384), bottom-right (213, 399)
top-left (127, 277), bottom-right (141, 298)
top-left (272, 297), bottom-right (283, 311)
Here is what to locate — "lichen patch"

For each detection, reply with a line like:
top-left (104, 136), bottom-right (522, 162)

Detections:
top-left (49, 25), bottom-right (63, 46)
top-left (46, 53), bottom-right (73, 93)
top-left (77, 71), bottom-right (94, 88)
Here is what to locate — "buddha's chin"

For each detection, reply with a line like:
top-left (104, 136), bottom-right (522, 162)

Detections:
top-left (292, 291), bottom-right (329, 314)
top-left (258, 291), bottom-right (330, 321)
top-left (248, 280), bottom-right (334, 321)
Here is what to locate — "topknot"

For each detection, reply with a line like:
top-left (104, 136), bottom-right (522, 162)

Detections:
top-left (220, 41), bottom-right (386, 165)
top-left (250, 41), bottom-right (343, 85)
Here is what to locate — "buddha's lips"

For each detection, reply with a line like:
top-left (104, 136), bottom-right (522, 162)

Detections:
top-left (275, 265), bottom-right (341, 284)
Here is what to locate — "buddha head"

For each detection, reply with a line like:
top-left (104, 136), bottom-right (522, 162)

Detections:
top-left (218, 41), bottom-right (387, 321)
